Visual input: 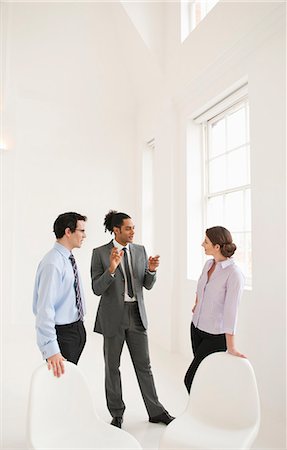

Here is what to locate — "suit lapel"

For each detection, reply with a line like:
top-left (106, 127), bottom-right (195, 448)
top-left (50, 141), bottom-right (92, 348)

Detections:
top-left (129, 244), bottom-right (136, 275)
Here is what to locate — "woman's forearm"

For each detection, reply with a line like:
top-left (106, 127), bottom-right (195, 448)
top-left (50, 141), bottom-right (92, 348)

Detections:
top-left (225, 333), bottom-right (247, 358)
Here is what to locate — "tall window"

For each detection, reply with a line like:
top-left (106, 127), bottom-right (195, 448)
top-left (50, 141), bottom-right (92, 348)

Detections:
top-left (204, 99), bottom-right (251, 286)
top-left (142, 139), bottom-right (155, 255)
top-left (187, 85), bottom-right (252, 286)
top-left (181, 0), bottom-right (219, 41)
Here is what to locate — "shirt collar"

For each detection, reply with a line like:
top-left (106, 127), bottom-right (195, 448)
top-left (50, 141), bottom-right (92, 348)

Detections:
top-left (207, 257), bottom-right (234, 269)
top-left (113, 239), bottom-right (130, 251)
top-left (220, 257), bottom-right (234, 269)
top-left (54, 242), bottom-right (72, 259)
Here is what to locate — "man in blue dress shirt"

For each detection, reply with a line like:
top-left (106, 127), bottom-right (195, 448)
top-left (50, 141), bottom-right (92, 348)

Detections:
top-left (33, 212), bottom-right (87, 377)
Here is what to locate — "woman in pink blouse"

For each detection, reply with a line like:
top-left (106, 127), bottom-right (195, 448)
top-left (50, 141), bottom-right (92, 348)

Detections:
top-left (184, 226), bottom-right (246, 393)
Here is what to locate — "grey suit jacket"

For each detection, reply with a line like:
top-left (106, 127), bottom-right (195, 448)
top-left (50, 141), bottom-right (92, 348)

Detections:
top-left (91, 240), bottom-right (156, 337)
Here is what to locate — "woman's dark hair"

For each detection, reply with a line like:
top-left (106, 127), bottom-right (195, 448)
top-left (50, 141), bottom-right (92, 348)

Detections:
top-left (104, 210), bottom-right (131, 233)
top-left (206, 226), bottom-right (237, 257)
top-left (53, 212), bottom-right (87, 239)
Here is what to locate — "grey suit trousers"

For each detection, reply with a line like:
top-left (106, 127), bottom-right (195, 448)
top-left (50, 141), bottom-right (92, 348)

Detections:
top-left (103, 302), bottom-right (165, 418)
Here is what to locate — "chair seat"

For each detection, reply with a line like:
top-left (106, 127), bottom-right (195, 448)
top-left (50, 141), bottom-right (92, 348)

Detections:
top-left (160, 415), bottom-right (258, 450)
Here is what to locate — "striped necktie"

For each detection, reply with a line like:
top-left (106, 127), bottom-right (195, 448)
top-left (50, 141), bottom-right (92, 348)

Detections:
top-left (69, 253), bottom-right (84, 320)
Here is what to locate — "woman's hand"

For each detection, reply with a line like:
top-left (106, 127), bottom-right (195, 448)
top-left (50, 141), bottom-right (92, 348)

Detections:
top-left (227, 348), bottom-right (247, 358)
top-left (226, 333), bottom-right (247, 358)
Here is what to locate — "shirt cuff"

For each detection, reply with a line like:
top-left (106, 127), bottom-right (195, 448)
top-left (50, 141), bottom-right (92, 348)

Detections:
top-left (224, 328), bottom-right (236, 335)
top-left (40, 340), bottom-right (60, 360)
top-left (147, 270), bottom-right (156, 275)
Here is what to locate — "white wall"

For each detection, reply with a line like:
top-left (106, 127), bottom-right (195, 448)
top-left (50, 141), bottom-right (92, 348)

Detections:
top-left (1, 1), bottom-right (286, 449)
top-left (136, 2), bottom-right (286, 448)
top-left (1, 1), bottom-right (138, 333)
top-left (121, 0), bottom-right (165, 71)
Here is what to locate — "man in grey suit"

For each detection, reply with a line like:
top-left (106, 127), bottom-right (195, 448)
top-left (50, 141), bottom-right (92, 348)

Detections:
top-left (91, 210), bottom-right (174, 428)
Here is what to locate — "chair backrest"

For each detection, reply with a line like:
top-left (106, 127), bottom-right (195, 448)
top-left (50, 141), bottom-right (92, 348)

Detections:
top-left (27, 361), bottom-right (96, 439)
top-left (188, 352), bottom-right (260, 428)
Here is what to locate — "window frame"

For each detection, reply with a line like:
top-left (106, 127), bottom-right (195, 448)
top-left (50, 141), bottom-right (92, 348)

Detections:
top-left (187, 84), bottom-right (252, 287)
top-left (181, 0), bottom-right (219, 41)
top-left (203, 97), bottom-right (252, 287)
top-left (141, 139), bottom-right (155, 256)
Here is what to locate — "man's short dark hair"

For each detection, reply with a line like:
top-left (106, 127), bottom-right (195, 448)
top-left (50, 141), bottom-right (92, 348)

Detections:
top-left (53, 212), bottom-right (87, 239)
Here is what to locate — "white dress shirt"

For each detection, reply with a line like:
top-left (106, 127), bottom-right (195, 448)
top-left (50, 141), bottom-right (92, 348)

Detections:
top-left (192, 258), bottom-right (244, 335)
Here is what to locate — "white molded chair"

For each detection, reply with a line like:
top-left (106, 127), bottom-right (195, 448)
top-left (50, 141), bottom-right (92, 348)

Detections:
top-left (159, 352), bottom-right (260, 450)
top-left (27, 361), bottom-right (142, 450)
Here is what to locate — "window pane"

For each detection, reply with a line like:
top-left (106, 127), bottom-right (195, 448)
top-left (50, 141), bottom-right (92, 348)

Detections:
top-left (207, 0), bottom-right (219, 12)
top-left (246, 103), bottom-right (250, 141)
top-left (142, 143), bottom-right (154, 254)
top-left (210, 118), bottom-right (225, 158)
top-left (189, 94), bottom-right (251, 286)
top-left (245, 231), bottom-right (252, 283)
top-left (226, 147), bottom-right (249, 189)
top-left (224, 191), bottom-right (244, 231)
top-left (209, 155), bottom-right (226, 193)
top-left (227, 107), bottom-right (246, 150)
top-left (192, 1), bottom-right (202, 28)
top-left (245, 189), bottom-right (251, 230)
top-left (232, 231), bottom-right (252, 285)
top-left (232, 231), bottom-right (244, 263)
top-left (188, 0), bottom-right (219, 33)
top-left (246, 145), bottom-right (251, 181)
top-left (207, 195), bottom-right (224, 227)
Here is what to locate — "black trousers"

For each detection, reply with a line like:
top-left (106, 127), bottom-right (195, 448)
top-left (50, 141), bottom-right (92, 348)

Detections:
top-left (55, 320), bottom-right (86, 364)
top-left (184, 322), bottom-right (227, 393)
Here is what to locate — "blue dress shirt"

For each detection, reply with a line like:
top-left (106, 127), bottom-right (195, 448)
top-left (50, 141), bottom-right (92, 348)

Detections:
top-left (33, 242), bottom-right (86, 359)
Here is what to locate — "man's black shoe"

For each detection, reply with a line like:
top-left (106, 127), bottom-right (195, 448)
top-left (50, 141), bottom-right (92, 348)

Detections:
top-left (111, 417), bottom-right (123, 428)
top-left (149, 410), bottom-right (175, 425)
